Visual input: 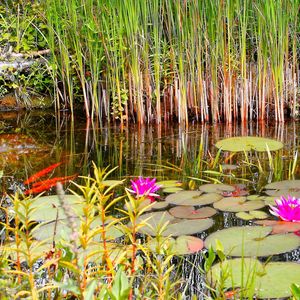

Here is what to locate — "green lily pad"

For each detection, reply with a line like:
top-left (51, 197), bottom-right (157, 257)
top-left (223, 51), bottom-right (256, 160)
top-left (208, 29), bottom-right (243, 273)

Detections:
top-left (247, 195), bottom-right (271, 201)
top-left (124, 198), bottom-right (169, 212)
top-left (213, 197), bottom-right (265, 212)
top-left (18, 195), bottom-right (85, 222)
top-left (148, 235), bottom-right (204, 255)
top-left (162, 187), bottom-right (184, 193)
top-left (254, 219), bottom-right (300, 234)
top-left (256, 262), bottom-right (300, 299)
top-left (207, 258), bottom-right (263, 297)
top-left (169, 206), bottom-right (217, 219)
top-left (165, 191), bottom-right (222, 206)
top-left (215, 136), bottom-right (284, 152)
top-left (136, 211), bottom-right (214, 236)
top-left (199, 183), bottom-right (235, 194)
top-left (264, 180), bottom-right (300, 190)
top-left (32, 217), bottom-right (124, 242)
top-left (236, 210), bottom-right (269, 221)
top-left (102, 180), bottom-right (124, 187)
top-left (205, 226), bottom-right (300, 256)
top-left (264, 188), bottom-right (300, 198)
top-left (157, 180), bottom-right (182, 188)
top-left (207, 260), bottom-right (300, 299)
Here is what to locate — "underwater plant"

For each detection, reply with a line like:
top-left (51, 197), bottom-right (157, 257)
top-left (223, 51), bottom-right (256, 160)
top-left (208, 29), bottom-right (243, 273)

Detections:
top-left (269, 195), bottom-right (300, 222)
top-left (129, 176), bottom-right (161, 202)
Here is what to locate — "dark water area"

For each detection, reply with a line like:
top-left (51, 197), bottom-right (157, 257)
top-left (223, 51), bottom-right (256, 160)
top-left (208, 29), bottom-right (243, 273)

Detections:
top-left (0, 111), bottom-right (299, 299)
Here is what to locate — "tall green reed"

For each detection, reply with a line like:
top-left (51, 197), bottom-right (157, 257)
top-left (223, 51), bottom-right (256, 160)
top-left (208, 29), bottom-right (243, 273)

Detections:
top-left (43, 0), bottom-right (300, 124)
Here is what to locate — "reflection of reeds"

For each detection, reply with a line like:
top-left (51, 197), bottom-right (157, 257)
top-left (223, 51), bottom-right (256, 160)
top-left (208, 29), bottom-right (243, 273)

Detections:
top-left (44, 0), bottom-right (299, 124)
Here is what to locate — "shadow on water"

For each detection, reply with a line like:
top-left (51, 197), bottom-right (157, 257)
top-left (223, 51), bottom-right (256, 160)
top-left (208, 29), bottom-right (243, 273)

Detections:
top-left (0, 111), bottom-right (299, 298)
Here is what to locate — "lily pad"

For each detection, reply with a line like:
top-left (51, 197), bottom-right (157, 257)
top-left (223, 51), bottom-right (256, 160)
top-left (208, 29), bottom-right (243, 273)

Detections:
top-left (264, 188), bottom-right (300, 198)
top-left (207, 258), bottom-right (263, 297)
top-left (32, 218), bottom-right (124, 242)
top-left (18, 195), bottom-right (85, 222)
top-left (148, 235), bottom-right (204, 255)
top-left (162, 187), bottom-right (184, 193)
top-left (165, 191), bottom-right (222, 206)
top-left (254, 220), bottom-right (300, 234)
top-left (157, 180), bottom-right (182, 188)
top-left (205, 226), bottom-right (300, 257)
top-left (102, 180), bottom-right (124, 187)
top-left (236, 210), bottom-right (269, 221)
top-left (215, 136), bottom-right (284, 152)
top-left (264, 180), bottom-right (300, 190)
top-left (199, 183), bottom-right (235, 194)
top-left (207, 259), bottom-right (300, 299)
top-left (124, 198), bottom-right (169, 212)
top-left (169, 206), bottom-right (217, 219)
top-left (256, 262), bottom-right (300, 299)
top-left (213, 197), bottom-right (265, 212)
top-left (136, 211), bottom-right (214, 236)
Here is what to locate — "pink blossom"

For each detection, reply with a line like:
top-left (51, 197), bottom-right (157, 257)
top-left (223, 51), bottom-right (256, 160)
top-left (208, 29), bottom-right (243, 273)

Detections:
top-left (269, 195), bottom-right (300, 222)
top-left (128, 176), bottom-right (161, 202)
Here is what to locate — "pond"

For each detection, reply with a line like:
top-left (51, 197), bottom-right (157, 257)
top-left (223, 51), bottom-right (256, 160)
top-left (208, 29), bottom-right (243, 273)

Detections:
top-left (1, 111), bottom-right (300, 299)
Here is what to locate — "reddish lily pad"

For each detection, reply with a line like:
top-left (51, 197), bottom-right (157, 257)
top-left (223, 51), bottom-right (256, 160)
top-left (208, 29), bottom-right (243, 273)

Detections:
top-left (148, 235), bottom-right (204, 255)
top-left (254, 220), bottom-right (300, 234)
top-left (165, 190), bottom-right (222, 206)
top-left (169, 206), bottom-right (217, 219)
top-left (213, 197), bottom-right (265, 212)
top-left (205, 226), bottom-right (300, 257)
top-left (199, 183), bottom-right (235, 194)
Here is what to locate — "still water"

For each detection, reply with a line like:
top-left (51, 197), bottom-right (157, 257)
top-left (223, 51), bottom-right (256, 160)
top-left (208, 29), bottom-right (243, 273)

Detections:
top-left (0, 111), bottom-right (299, 298)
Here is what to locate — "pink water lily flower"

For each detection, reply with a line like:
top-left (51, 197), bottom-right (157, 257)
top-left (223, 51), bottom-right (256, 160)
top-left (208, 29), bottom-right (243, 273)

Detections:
top-left (269, 195), bottom-right (300, 222)
top-left (129, 176), bottom-right (161, 202)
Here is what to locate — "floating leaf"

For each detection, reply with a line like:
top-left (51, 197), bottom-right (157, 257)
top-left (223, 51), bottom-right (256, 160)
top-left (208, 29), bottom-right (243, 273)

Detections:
top-left (213, 197), bottom-right (265, 212)
top-left (207, 258), bottom-right (263, 297)
top-left (19, 195), bottom-right (85, 222)
top-left (169, 206), bottom-right (217, 219)
top-left (136, 211), bottom-right (213, 236)
top-left (205, 226), bottom-right (300, 257)
top-left (264, 180), bottom-right (300, 190)
top-left (165, 190), bottom-right (222, 206)
top-left (264, 188), bottom-right (300, 198)
top-left (157, 180), bottom-right (182, 188)
top-left (255, 220), bottom-right (300, 234)
top-left (162, 187), bottom-right (184, 193)
top-left (148, 235), bottom-right (204, 255)
top-left (102, 180), bottom-right (124, 187)
top-left (199, 183), bottom-right (235, 194)
top-left (124, 198), bottom-right (168, 212)
top-left (215, 136), bottom-right (283, 152)
top-left (256, 262), bottom-right (300, 299)
top-left (236, 210), bottom-right (268, 221)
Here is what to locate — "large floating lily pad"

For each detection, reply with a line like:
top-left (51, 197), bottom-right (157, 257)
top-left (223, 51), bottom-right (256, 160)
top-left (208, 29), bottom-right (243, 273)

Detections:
top-left (169, 206), bottom-right (217, 219)
top-left (136, 211), bottom-right (214, 236)
top-left (124, 198), bottom-right (169, 212)
top-left (264, 180), bottom-right (300, 198)
top-left (162, 187), bottom-right (184, 193)
top-left (205, 226), bottom-right (300, 257)
top-left (207, 259), bottom-right (300, 299)
top-left (19, 195), bottom-right (85, 222)
top-left (256, 262), bottom-right (300, 299)
top-left (207, 258), bottom-right (263, 297)
top-left (213, 197), bottom-right (265, 212)
top-left (255, 219), bottom-right (300, 234)
top-left (199, 183), bottom-right (235, 194)
top-left (215, 136), bottom-right (284, 152)
top-left (32, 218), bottom-right (124, 242)
top-left (148, 235), bottom-right (204, 255)
top-left (165, 191), bottom-right (222, 206)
